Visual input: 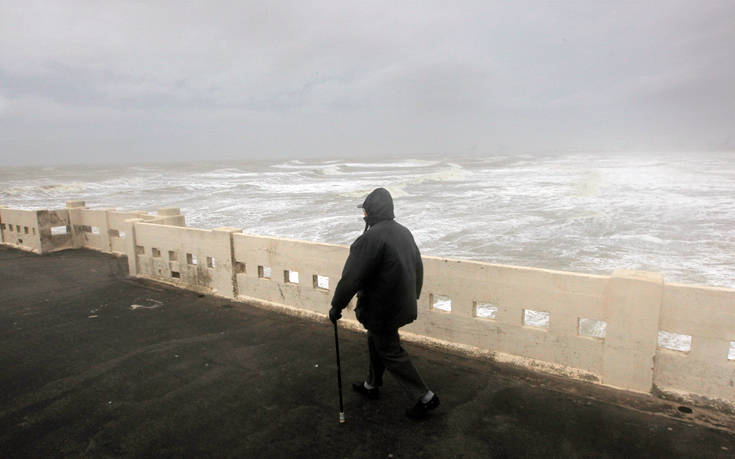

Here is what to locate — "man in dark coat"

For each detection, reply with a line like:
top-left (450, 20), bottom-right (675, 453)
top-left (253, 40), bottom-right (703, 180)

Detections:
top-left (329, 188), bottom-right (439, 419)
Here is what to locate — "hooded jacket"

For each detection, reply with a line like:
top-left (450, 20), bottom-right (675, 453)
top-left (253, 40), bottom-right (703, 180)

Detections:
top-left (331, 188), bottom-right (423, 331)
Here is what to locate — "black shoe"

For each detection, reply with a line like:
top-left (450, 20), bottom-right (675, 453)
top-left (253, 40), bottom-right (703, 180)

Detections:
top-left (352, 382), bottom-right (380, 400)
top-left (405, 394), bottom-right (440, 419)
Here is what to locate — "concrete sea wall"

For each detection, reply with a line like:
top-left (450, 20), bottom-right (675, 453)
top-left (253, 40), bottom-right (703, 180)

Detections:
top-left (2, 202), bottom-right (734, 411)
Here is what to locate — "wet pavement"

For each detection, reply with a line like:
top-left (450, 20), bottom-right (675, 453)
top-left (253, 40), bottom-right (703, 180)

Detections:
top-left (1, 246), bottom-right (734, 458)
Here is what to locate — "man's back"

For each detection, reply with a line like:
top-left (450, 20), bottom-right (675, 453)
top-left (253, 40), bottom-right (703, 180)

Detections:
top-left (350, 218), bottom-right (423, 331)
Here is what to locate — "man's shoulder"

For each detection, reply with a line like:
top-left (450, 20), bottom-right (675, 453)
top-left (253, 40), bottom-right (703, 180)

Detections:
top-left (373, 220), bottom-right (417, 245)
top-left (350, 230), bottom-right (379, 248)
top-left (385, 220), bottom-right (414, 236)
top-left (350, 232), bottom-right (368, 247)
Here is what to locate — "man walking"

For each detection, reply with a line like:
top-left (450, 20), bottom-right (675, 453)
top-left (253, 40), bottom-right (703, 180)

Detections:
top-left (329, 188), bottom-right (439, 419)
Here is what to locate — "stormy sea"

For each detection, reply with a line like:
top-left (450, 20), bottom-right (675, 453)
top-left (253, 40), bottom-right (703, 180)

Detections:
top-left (2, 151), bottom-right (733, 289)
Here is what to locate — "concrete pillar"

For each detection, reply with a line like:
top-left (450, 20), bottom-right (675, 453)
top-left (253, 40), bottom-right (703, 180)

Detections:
top-left (213, 227), bottom-right (242, 299)
top-left (154, 208), bottom-right (186, 227)
top-left (123, 218), bottom-right (143, 277)
top-left (0, 206), bottom-right (5, 244)
top-left (66, 201), bottom-right (87, 249)
top-left (30, 210), bottom-right (43, 253)
top-left (157, 207), bottom-right (180, 216)
top-left (602, 269), bottom-right (664, 393)
top-left (37, 209), bottom-right (73, 254)
top-left (36, 209), bottom-right (51, 253)
top-left (100, 209), bottom-right (114, 253)
top-left (66, 200), bottom-right (86, 209)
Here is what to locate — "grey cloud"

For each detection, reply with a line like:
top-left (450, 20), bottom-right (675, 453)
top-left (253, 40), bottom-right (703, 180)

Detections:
top-left (0, 0), bottom-right (733, 165)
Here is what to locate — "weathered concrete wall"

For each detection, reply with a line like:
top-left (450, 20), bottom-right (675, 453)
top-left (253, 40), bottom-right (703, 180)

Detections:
top-left (0, 208), bottom-right (43, 253)
top-left (38, 209), bottom-right (74, 253)
top-left (0, 206), bottom-right (77, 253)
top-left (655, 282), bottom-right (735, 408)
top-left (68, 205), bottom-right (113, 252)
top-left (602, 270), bottom-right (664, 393)
top-left (1, 203), bottom-right (183, 256)
top-left (232, 233), bottom-right (351, 316)
top-left (107, 210), bottom-right (155, 254)
top-left (408, 257), bottom-right (609, 380)
top-left (73, 206), bottom-right (185, 255)
top-left (2, 203), bottom-right (734, 411)
top-left (130, 222), bottom-right (237, 298)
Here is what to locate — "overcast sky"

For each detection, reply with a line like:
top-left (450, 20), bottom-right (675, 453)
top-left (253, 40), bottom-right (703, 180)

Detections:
top-left (1, 1), bottom-right (733, 166)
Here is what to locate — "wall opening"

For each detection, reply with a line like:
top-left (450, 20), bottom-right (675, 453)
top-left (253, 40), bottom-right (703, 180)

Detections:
top-left (474, 301), bottom-right (498, 319)
top-left (207, 257), bottom-right (215, 268)
top-left (313, 274), bottom-right (329, 290)
top-left (729, 342), bottom-right (735, 361)
top-left (18, 239), bottom-right (23, 244)
top-left (23, 226), bottom-right (28, 234)
top-left (50, 226), bottom-right (68, 236)
top-left (168, 250), bottom-right (177, 261)
top-left (151, 248), bottom-right (161, 258)
top-left (524, 309), bottom-right (550, 329)
top-left (0, 224), bottom-right (5, 230)
top-left (32, 228), bottom-right (36, 235)
top-left (16, 225), bottom-right (20, 233)
top-left (7, 224), bottom-right (12, 232)
top-left (109, 229), bottom-right (120, 238)
top-left (578, 318), bottom-right (607, 339)
top-left (284, 270), bottom-right (299, 284)
top-left (135, 245), bottom-right (145, 255)
top-left (258, 265), bottom-right (272, 279)
top-left (234, 262), bottom-right (246, 274)
top-left (657, 330), bottom-right (692, 352)
top-left (431, 294), bottom-right (452, 312)
top-left (187, 253), bottom-right (197, 265)
top-left (171, 271), bottom-right (180, 279)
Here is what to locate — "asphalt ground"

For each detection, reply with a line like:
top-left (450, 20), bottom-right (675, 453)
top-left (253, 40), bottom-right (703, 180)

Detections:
top-left (1, 246), bottom-right (734, 458)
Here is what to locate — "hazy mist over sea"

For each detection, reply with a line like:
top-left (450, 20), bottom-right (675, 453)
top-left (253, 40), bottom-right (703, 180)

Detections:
top-left (1, 151), bottom-right (733, 289)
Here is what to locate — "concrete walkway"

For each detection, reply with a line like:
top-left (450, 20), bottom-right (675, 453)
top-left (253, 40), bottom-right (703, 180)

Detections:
top-left (1, 246), bottom-right (734, 458)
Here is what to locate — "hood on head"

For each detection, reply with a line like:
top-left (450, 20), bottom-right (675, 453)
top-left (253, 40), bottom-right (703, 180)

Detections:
top-left (359, 187), bottom-right (395, 228)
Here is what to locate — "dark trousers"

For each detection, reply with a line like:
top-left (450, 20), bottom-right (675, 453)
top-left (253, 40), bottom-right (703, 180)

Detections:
top-left (366, 329), bottom-right (429, 401)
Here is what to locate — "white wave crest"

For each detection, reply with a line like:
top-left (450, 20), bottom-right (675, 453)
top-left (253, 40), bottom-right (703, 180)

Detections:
top-left (2, 186), bottom-right (33, 197)
top-left (197, 168), bottom-right (258, 179)
top-left (343, 159), bottom-right (440, 169)
top-left (271, 160), bottom-right (308, 169)
top-left (314, 165), bottom-right (343, 176)
top-left (409, 163), bottom-right (471, 184)
top-left (7, 182), bottom-right (93, 195)
top-left (387, 185), bottom-right (411, 198)
top-left (340, 164), bottom-right (470, 200)
top-left (610, 234), bottom-right (665, 244)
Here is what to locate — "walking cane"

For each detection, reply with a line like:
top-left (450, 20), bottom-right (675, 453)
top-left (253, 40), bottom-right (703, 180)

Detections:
top-left (333, 321), bottom-right (345, 423)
